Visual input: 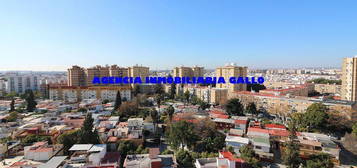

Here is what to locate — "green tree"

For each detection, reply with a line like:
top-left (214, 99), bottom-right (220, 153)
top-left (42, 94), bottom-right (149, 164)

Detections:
top-left (184, 90), bottom-right (190, 105)
top-left (165, 105), bottom-right (175, 122)
top-left (117, 140), bottom-right (137, 167)
top-left (198, 100), bottom-right (210, 111)
top-left (118, 101), bottom-right (139, 119)
top-left (150, 108), bottom-right (159, 130)
top-left (239, 145), bottom-right (261, 168)
top-left (7, 111), bottom-right (18, 122)
top-left (305, 153), bottom-right (333, 168)
top-left (25, 90), bottom-right (37, 112)
top-left (304, 103), bottom-right (329, 131)
top-left (22, 134), bottom-right (51, 145)
top-left (283, 120), bottom-right (301, 168)
top-left (5, 92), bottom-right (17, 99)
top-left (10, 98), bottom-right (15, 112)
top-left (114, 91), bottom-right (122, 111)
top-left (166, 120), bottom-right (198, 150)
top-left (77, 107), bottom-right (88, 113)
top-left (176, 149), bottom-right (194, 168)
top-left (247, 84), bottom-right (266, 92)
top-left (78, 113), bottom-right (100, 144)
top-left (154, 84), bottom-right (164, 95)
top-left (169, 82), bottom-right (176, 99)
top-left (102, 99), bottom-right (110, 104)
top-left (155, 94), bottom-right (163, 109)
top-left (352, 122), bottom-right (357, 136)
top-left (57, 130), bottom-right (80, 155)
top-left (245, 102), bottom-right (257, 115)
top-left (133, 85), bottom-right (141, 97)
top-left (225, 98), bottom-right (244, 116)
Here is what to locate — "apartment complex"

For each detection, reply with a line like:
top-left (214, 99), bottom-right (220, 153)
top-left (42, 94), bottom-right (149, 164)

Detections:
top-left (314, 83), bottom-right (341, 95)
top-left (341, 57), bottom-right (357, 101)
top-left (173, 66), bottom-right (204, 78)
top-left (216, 64), bottom-right (248, 92)
top-left (67, 65), bottom-right (148, 87)
top-left (67, 65), bottom-right (86, 87)
top-left (49, 85), bottom-right (131, 103)
top-left (5, 73), bottom-right (40, 94)
top-left (229, 91), bottom-right (357, 120)
top-left (128, 65), bottom-right (150, 82)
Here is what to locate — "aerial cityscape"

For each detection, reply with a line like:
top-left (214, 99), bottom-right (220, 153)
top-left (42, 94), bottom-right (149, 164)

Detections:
top-left (1, 1), bottom-right (357, 168)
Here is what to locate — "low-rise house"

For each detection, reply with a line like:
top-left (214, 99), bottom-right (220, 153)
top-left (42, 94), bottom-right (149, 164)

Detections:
top-left (195, 158), bottom-right (217, 168)
top-left (63, 115), bottom-right (85, 128)
top-left (24, 141), bottom-right (62, 161)
top-left (251, 137), bottom-right (270, 153)
top-left (127, 118), bottom-right (144, 139)
top-left (297, 132), bottom-right (340, 165)
top-left (38, 156), bottom-right (67, 168)
top-left (124, 148), bottom-right (177, 168)
top-left (69, 144), bottom-right (107, 165)
top-left (229, 128), bottom-right (244, 137)
top-left (212, 118), bottom-right (235, 130)
top-left (217, 151), bottom-right (247, 168)
top-left (234, 119), bottom-right (248, 134)
top-left (225, 136), bottom-right (249, 154)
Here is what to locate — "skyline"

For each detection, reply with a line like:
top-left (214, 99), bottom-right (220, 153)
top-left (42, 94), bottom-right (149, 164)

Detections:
top-left (1, 0), bottom-right (357, 71)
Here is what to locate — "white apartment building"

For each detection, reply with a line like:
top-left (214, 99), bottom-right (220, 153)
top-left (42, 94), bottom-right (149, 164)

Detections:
top-left (5, 73), bottom-right (40, 94)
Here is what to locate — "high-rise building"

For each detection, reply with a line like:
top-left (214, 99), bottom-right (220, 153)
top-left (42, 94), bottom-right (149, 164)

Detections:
top-left (67, 65), bottom-right (86, 86)
top-left (109, 65), bottom-right (128, 77)
top-left (341, 56), bottom-right (357, 101)
top-left (128, 65), bottom-right (150, 82)
top-left (67, 65), bottom-right (148, 87)
top-left (85, 65), bottom-right (111, 86)
top-left (172, 66), bottom-right (204, 78)
top-left (216, 64), bottom-right (248, 92)
top-left (5, 73), bottom-right (40, 94)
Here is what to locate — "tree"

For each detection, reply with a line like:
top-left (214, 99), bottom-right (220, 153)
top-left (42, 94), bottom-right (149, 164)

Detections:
top-left (102, 99), bottom-right (109, 104)
top-left (57, 130), bottom-right (80, 155)
top-left (166, 120), bottom-right (198, 150)
top-left (117, 140), bottom-right (138, 167)
top-left (10, 98), bottom-right (15, 112)
top-left (5, 92), bottom-right (17, 99)
top-left (184, 90), bottom-right (190, 105)
top-left (77, 107), bottom-right (88, 113)
top-left (169, 82), bottom-right (176, 99)
top-left (176, 149), bottom-right (194, 168)
top-left (78, 113), bottom-right (100, 144)
top-left (193, 119), bottom-right (225, 153)
top-left (133, 85), bottom-right (141, 97)
top-left (118, 101), bottom-right (139, 119)
top-left (303, 103), bottom-right (329, 132)
top-left (307, 78), bottom-right (342, 85)
top-left (155, 94), bottom-right (163, 109)
top-left (225, 98), bottom-right (244, 116)
top-left (247, 84), bottom-right (266, 92)
top-left (25, 90), bottom-right (37, 112)
top-left (7, 111), bottom-right (18, 122)
top-left (150, 108), bottom-right (159, 125)
top-left (353, 122), bottom-right (357, 136)
top-left (198, 101), bottom-right (210, 111)
top-left (283, 120), bottom-right (301, 168)
top-left (22, 134), bottom-right (51, 145)
top-left (114, 91), bottom-right (122, 111)
top-left (305, 153), bottom-right (333, 168)
top-left (165, 105), bottom-right (175, 122)
top-left (154, 84), bottom-right (164, 95)
top-left (239, 145), bottom-right (261, 168)
top-left (245, 102), bottom-right (257, 115)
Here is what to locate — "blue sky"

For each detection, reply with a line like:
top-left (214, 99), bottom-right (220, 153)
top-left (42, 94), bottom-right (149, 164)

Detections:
top-left (0, 0), bottom-right (356, 71)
